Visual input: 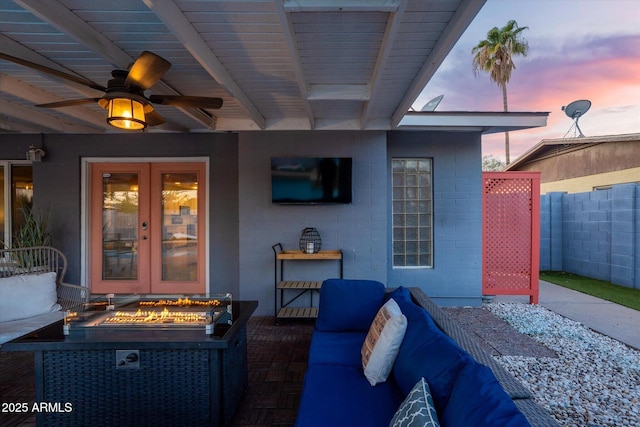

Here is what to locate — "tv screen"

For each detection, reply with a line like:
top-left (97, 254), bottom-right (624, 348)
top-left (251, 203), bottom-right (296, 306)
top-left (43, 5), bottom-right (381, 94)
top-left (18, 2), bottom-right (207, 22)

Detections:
top-left (271, 157), bottom-right (352, 204)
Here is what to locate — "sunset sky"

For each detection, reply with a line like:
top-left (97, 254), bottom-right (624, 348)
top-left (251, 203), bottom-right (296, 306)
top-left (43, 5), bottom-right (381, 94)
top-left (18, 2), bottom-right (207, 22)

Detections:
top-left (415, 0), bottom-right (640, 162)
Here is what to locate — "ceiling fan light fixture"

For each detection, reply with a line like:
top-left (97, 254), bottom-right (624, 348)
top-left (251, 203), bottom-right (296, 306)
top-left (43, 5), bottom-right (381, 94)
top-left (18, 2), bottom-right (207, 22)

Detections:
top-left (107, 97), bottom-right (146, 130)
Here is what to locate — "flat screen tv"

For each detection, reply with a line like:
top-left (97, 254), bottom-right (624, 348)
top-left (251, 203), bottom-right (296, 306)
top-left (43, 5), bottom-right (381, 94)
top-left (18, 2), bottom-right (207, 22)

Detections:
top-left (271, 157), bottom-right (352, 204)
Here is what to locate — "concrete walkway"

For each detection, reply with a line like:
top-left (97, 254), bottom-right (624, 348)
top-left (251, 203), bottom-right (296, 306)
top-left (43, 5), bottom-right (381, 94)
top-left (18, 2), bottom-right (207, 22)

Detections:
top-left (495, 280), bottom-right (640, 351)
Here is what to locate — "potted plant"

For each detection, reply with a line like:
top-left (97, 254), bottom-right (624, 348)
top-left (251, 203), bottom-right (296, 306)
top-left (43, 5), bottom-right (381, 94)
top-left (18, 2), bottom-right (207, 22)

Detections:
top-left (2, 208), bottom-right (53, 271)
top-left (11, 207), bottom-right (53, 248)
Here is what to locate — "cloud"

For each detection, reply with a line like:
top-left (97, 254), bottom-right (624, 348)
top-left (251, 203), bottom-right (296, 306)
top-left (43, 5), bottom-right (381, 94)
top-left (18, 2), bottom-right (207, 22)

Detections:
top-left (418, 31), bottom-right (640, 161)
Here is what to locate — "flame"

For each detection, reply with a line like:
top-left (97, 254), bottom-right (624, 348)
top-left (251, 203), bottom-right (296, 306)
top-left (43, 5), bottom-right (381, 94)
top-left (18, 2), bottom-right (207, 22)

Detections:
top-left (139, 297), bottom-right (221, 307)
top-left (103, 308), bottom-right (206, 325)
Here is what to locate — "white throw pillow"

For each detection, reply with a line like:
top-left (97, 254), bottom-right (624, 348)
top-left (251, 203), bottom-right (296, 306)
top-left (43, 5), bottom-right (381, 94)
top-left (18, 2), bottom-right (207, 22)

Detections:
top-left (361, 298), bottom-right (407, 386)
top-left (0, 272), bottom-right (61, 322)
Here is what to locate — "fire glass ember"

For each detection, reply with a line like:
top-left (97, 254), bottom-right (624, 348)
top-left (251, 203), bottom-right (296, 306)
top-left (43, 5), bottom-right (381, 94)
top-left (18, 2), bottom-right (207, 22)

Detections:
top-left (74, 294), bottom-right (232, 332)
top-left (139, 297), bottom-right (223, 307)
top-left (104, 308), bottom-right (206, 325)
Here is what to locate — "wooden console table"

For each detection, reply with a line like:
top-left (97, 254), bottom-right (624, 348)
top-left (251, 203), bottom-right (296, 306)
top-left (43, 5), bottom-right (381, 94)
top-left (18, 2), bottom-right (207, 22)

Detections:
top-left (272, 243), bottom-right (342, 321)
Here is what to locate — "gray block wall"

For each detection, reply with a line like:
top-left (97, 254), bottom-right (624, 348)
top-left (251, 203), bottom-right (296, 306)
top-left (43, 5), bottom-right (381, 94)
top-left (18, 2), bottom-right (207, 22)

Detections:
top-left (1, 130), bottom-right (486, 314)
top-left (238, 131), bottom-right (388, 315)
top-left (540, 183), bottom-right (639, 288)
top-left (237, 130), bottom-right (485, 314)
top-left (0, 132), bottom-right (240, 296)
top-left (387, 131), bottom-right (483, 306)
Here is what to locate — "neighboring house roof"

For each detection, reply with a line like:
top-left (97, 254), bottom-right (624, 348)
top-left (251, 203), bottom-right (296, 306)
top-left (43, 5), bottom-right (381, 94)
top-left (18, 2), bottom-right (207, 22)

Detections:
top-left (0, 0), bottom-right (497, 134)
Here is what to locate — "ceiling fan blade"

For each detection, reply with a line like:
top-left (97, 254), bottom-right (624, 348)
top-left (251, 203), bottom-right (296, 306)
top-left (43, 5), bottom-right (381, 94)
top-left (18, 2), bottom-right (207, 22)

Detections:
top-left (149, 95), bottom-right (223, 109)
top-left (36, 98), bottom-right (101, 108)
top-left (145, 109), bottom-right (166, 127)
top-left (124, 51), bottom-right (171, 91)
top-left (0, 53), bottom-right (106, 92)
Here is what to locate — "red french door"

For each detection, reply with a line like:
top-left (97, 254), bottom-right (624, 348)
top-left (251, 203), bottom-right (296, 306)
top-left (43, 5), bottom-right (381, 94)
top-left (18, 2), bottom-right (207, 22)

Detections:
top-left (90, 162), bottom-right (206, 294)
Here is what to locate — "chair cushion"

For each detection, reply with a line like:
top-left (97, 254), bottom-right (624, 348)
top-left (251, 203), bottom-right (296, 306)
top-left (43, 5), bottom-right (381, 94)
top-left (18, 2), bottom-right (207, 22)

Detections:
top-left (362, 298), bottom-right (407, 386)
top-left (390, 377), bottom-right (440, 427)
top-left (439, 361), bottom-right (530, 427)
top-left (295, 364), bottom-right (403, 427)
top-left (0, 272), bottom-right (61, 322)
top-left (315, 279), bottom-right (385, 332)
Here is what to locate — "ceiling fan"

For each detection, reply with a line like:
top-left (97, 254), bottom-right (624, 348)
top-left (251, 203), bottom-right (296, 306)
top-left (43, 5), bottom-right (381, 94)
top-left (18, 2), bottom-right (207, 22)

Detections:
top-left (0, 50), bottom-right (223, 130)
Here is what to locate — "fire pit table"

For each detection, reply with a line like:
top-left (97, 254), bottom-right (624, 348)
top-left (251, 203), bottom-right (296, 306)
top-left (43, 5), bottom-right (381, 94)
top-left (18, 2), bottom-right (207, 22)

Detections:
top-left (2, 294), bottom-right (257, 427)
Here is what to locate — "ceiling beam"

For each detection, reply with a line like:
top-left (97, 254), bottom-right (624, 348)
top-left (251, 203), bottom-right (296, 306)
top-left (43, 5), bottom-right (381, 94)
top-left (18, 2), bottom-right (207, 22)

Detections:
top-left (0, 35), bottom-right (103, 99)
top-left (391, 0), bottom-right (486, 127)
top-left (283, 0), bottom-right (400, 12)
top-left (0, 74), bottom-right (110, 130)
top-left (275, 2), bottom-right (315, 129)
top-left (143, 0), bottom-right (266, 130)
top-left (15, 0), bottom-right (217, 130)
top-left (15, 0), bottom-right (131, 68)
top-left (0, 99), bottom-right (101, 133)
top-left (0, 115), bottom-right (43, 133)
top-left (360, 0), bottom-right (407, 128)
top-left (308, 84), bottom-right (370, 101)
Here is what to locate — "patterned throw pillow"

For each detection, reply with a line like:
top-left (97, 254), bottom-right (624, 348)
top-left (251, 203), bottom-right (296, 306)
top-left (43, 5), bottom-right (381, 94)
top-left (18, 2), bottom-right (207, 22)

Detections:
top-left (361, 298), bottom-right (407, 385)
top-left (390, 377), bottom-right (440, 427)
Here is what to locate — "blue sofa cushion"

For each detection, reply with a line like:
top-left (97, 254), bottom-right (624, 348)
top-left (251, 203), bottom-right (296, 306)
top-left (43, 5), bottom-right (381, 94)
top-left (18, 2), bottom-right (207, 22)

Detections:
top-left (386, 287), bottom-right (437, 325)
top-left (315, 279), bottom-right (385, 332)
top-left (392, 301), bottom-right (471, 414)
top-left (295, 364), bottom-right (403, 427)
top-left (390, 377), bottom-right (440, 427)
top-left (308, 330), bottom-right (367, 367)
top-left (440, 361), bottom-right (531, 427)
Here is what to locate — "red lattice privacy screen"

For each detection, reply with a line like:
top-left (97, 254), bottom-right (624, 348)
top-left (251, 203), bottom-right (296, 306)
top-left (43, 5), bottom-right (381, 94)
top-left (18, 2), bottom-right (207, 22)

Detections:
top-left (483, 172), bottom-right (541, 304)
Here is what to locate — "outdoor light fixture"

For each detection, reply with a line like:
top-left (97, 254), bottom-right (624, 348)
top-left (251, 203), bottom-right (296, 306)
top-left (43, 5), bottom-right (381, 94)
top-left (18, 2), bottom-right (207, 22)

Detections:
top-left (26, 145), bottom-right (46, 162)
top-left (106, 97), bottom-right (146, 130)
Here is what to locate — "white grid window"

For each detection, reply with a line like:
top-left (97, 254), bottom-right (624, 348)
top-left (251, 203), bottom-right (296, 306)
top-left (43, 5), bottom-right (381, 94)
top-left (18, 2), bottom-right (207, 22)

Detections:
top-left (392, 158), bottom-right (433, 267)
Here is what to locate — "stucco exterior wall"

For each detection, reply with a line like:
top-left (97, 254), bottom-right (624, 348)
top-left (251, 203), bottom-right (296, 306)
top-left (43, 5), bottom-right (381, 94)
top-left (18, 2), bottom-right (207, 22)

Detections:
top-left (540, 167), bottom-right (640, 194)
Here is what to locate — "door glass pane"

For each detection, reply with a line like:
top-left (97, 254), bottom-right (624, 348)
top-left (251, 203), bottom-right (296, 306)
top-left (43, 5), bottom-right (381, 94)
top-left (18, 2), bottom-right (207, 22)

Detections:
top-left (102, 173), bottom-right (138, 280)
top-left (0, 166), bottom-right (4, 243)
top-left (161, 173), bottom-right (198, 281)
top-left (12, 165), bottom-right (33, 238)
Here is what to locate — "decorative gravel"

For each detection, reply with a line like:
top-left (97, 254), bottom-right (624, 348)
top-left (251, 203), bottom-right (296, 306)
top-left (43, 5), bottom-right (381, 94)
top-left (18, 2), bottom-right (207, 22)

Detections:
top-left (485, 302), bottom-right (640, 427)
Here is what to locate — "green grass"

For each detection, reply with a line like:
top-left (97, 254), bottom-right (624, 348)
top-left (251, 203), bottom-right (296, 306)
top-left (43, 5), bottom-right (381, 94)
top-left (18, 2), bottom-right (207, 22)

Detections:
top-left (540, 271), bottom-right (640, 311)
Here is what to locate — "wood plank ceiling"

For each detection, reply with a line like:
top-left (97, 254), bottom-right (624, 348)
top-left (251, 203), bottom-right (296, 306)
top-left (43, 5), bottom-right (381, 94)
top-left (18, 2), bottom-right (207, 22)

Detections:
top-left (0, 0), bottom-right (485, 133)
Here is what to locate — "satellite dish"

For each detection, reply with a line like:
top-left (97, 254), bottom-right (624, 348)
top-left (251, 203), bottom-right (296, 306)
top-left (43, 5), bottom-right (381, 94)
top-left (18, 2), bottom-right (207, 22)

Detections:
top-left (421, 95), bottom-right (444, 112)
top-left (561, 99), bottom-right (591, 138)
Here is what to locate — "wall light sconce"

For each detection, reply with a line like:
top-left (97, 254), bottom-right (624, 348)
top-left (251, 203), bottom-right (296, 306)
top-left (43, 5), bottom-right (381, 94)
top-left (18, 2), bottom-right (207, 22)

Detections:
top-left (106, 97), bottom-right (146, 130)
top-left (26, 145), bottom-right (46, 162)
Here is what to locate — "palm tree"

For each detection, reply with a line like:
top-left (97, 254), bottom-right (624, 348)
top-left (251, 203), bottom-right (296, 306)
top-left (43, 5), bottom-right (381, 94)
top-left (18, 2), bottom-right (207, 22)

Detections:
top-left (472, 20), bottom-right (529, 164)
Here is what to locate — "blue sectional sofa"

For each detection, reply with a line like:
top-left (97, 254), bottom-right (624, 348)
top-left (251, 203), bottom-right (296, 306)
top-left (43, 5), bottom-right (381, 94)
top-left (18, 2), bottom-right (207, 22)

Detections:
top-left (295, 279), bottom-right (559, 427)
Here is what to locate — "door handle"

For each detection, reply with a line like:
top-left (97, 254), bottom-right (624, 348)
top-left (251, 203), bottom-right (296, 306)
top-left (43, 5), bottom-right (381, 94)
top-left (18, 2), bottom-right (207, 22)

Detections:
top-left (141, 221), bottom-right (148, 230)
top-left (142, 235), bottom-right (148, 240)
